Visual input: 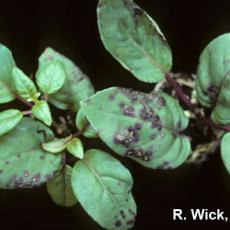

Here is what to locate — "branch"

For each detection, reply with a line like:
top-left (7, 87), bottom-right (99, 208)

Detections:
top-left (165, 73), bottom-right (195, 111)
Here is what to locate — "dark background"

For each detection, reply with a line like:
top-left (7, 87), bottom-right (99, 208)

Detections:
top-left (0, 0), bottom-right (230, 229)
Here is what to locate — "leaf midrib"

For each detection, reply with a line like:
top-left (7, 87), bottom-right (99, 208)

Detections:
top-left (83, 157), bottom-right (122, 207)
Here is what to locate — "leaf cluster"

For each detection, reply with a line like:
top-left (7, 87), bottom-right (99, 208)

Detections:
top-left (0, 0), bottom-right (230, 229)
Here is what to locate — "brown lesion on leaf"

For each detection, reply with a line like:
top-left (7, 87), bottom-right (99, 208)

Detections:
top-left (125, 147), bottom-right (153, 161)
top-left (156, 96), bottom-right (166, 107)
top-left (122, 105), bottom-right (136, 117)
top-left (113, 124), bottom-right (141, 148)
top-left (207, 84), bottom-right (218, 102)
top-left (119, 88), bottom-right (139, 102)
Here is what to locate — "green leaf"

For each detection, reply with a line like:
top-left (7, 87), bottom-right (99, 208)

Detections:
top-left (196, 33), bottom-right (230, 124)
top-left (75, 108), bottom-right (98, 138)
top-left (0, 118), bottom-right (62, 189)
top-left (32, 100), bottom-right (52, 126)
top-left (97, 0), bottom-right (172, 83)
top-left (67, 138), bottom-right (84, 159)
top-left (36, 60), bottom-right (66, 94)
top-left (47, 165), bottom-right (77, 207)
top-left (42, 137), bottom-right (71, 153)
top-left (221, 133), bottom-right (230, 174)
top-left (0, 44), bottom-right (16, 103)
top-left (0, 109), bottom-right (23, 136)
top-left (71, 149), bottom-right (136, 230)
top-left (38, 48), bottom-right (95, 111)
top-left (12, 67), bottom-right (39, 101)
top-left (81, 87), bottom-right (191, 169)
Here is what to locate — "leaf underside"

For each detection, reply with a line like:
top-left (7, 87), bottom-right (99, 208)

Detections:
top-left (81, 87), bottom-right (191, 169)
top-left (47, 165), bottom-right (77, 207)
top-left (221, 133), bottom-right (230, 174)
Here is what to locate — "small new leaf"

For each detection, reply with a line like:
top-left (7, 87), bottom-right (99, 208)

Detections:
top-left (36, 61), bottom-right (66, 94)
top-left (0, 44), bottom-right (16, 103)
top-left (12, 67), bottom-right (39, 101)
top-left (32, 100), bottom-right (52, 126)
top-left (81, 87), bottom-right (191, 169)
top-left (42, 137), bottom-right (70, 154)
top-left (47, 165), bottom-right (77, 207)
top-left (0, 109), bottom-right (23, 136)
top-left (75, 108), bottom-right (98, 138)
top-left (38, 48), bottom-right (95, 111)
top-left (97, 0), bottom-right (172, 83)
top-left (221, 133), bottom-right (230, 174)
top-left (71, 149), bottom-right (136, 230)
top-left (0, 118), bottom-right (61, 189)
top-left (67, 138), bottom-right (84, 159)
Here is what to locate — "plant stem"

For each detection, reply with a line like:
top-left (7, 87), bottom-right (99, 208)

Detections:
top-left (165, 73), bottom-right (195, 111)
top-left (202, 118), bottom-right (230, 132)
top-left (16, 95), bottom-right (33, 108)
top-left (165, 72), bottom-right (230, 132)
top-left (22, 110), bottom-right (32, 116)
top-left (72, 124), bottom-right (90, 138)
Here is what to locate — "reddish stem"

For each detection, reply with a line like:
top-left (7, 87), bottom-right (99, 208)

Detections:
top-left (165, 73), bottom-right (195, 111)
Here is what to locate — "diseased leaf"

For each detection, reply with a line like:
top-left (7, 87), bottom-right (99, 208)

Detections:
top-left (36, 60), bottom-right (66, 94)
top-left (47, 165), bottom-right (77, 207)
top-left (81, 87), bottom-right (191, 169)
top-left (38, 48), bottom-right (95, 111)
top-left (0, 44), bottom-right (16, 103)
top-left (12, 67), bottom-right (39, 101)
top-left (71, 149), bottom-right (136, 230)
top-left (42, 137), bottom-right (71, 153)
top-left (67, 138), bottom-right (84, 159)
top-left (97, 0), bottom-right (172, 83)
top-left (221, 133), bottom-right (230, 174)
top-left (196, 33), bottom-right (230, 124)
top-left (32, 100), bottom-right (52, 126)
top-left (0, 118), bottom-right (62, 189)
top-left (75, 108), bottom-right (98, 138)
top-left (0, 109), bottom-right (23, 136)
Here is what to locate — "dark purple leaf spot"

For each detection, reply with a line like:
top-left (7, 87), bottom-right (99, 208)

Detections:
top-left (126, 147), bottom-right (153, 161)
top-left (115, 220), bottom-right (122, 227)
top-left (114, 125), bottom-right (140, 148)
top-left (119, 88), bottom-right (138, 102)
top-left (108, 94), bottom-right (115, 101)
top-left (39, 155), bottom-right (45, 160)
top-left (127, 219), bottom-right (135, 225)
top-left (157, 161), bottom-right (172, 170)
top-left (122, 106), bottom-right (135, 117)
top-left (32, 173), bottom-right (41, 183)
top-left (207, 84), bottom-right (218, 101)
top-left (157, 97), bottom-right (166, 107)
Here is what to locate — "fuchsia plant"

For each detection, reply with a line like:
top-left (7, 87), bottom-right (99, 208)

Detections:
top-left (0, 0), bottom-right (230, 229)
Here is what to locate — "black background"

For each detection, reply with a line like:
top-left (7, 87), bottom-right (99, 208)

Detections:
top-left (0, 0), bottom-right (230, 229)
